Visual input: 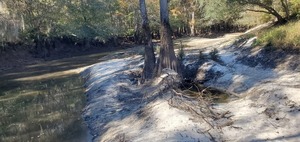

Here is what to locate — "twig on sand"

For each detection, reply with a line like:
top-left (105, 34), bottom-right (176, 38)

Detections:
top-left (169, 89), bottom-right (216, 129)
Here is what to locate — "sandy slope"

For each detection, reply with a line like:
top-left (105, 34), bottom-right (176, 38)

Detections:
top-left (193, 36), bottom-right (300, 141)
top-left (81, 33), bottom-right (300, 141)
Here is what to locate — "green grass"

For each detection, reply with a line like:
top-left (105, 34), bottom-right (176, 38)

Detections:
top-left (256, 20), bottom-right (300, 49)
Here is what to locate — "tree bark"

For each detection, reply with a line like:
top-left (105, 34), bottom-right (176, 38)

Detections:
top-left (157, 0), bottom-right (181, 76)
top-left (190, 11), bottom-right (195, 36)
top-left (139, 0), bottom-right (156, 80)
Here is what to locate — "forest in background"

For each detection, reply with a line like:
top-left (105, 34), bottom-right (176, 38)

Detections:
top-left (0, 1), bottom-right (300, 141)
top-left (0, 0), bottom-right (299, 54)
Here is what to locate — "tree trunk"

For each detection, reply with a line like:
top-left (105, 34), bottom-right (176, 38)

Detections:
top-left (190, 11), bottom-right (195, 36)
top-left (139, 0), bottom-right (156, 80)
top-left (271, 11), bottom-right (287, 24)
top-left (184, 5), bottom-right (190, 36)
top-left (157, 0), bottom-right (181, 76)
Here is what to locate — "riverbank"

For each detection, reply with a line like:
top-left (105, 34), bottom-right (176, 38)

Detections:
top-left (82, 32), bottom-right (300, 141)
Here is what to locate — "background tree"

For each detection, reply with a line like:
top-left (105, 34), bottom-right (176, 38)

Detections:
top-left (228, 0), bottom-right (291, 24)
top-left (1, 0), bottom-right (299, 54)
top-left (204, 0), bottom-right (241, 33)
top-left (170, 0), bottom-right (206, 36)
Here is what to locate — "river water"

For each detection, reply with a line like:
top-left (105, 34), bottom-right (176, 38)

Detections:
top-left (0, 52), bottom-right (108, 142)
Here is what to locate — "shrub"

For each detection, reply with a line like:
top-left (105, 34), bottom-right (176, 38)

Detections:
top-left (257, 21), bottom-right (300, 49)
top-left (209, 48), bottom-right (220, 61)
top-left (260, 28), bottom-right (286, 46)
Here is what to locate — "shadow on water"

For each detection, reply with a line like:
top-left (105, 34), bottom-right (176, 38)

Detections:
top-left (0, 51), bottom-right (108, 142)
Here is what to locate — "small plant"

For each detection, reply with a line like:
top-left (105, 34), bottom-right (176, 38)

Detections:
top-left (209, 48), bottom-right (220, 61)
top-left (178, 41), bottom-right (185, 61)
top-left (199, 50), bottom-right (205, 60)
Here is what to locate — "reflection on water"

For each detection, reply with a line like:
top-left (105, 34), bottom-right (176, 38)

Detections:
top-left (0, 52), bottom-right (108, 142)
top-left (0, 75), bottom-right (88, 142)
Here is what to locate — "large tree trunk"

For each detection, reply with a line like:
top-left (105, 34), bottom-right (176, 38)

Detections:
top-left (139, 0), bottom-right (156, 80)
top-left (157, 0), bottom-right (181, 75)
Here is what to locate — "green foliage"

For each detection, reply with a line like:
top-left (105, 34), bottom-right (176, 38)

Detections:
top-left (257, 20), bottom-right (300, 49)
top-left (205, 0), bottom-right (241, 25)
top-left (260, 28), bottom-right (287, 45)
top-left (2, 0), bottom-right (297, 46)
top-left (147, 1), bottom-right (160, 32)
top-left (169, 0), bottom-right (206, 28)
top-left (1, 0), bottom-right (139, 43)
top-left (290, 0), bottom-right (300, 18)
top-left (227, 0), bottom-right (293, 23)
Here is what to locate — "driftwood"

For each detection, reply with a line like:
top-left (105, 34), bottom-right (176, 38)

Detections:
top-left (168, 88), bottom-right (237, 142)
